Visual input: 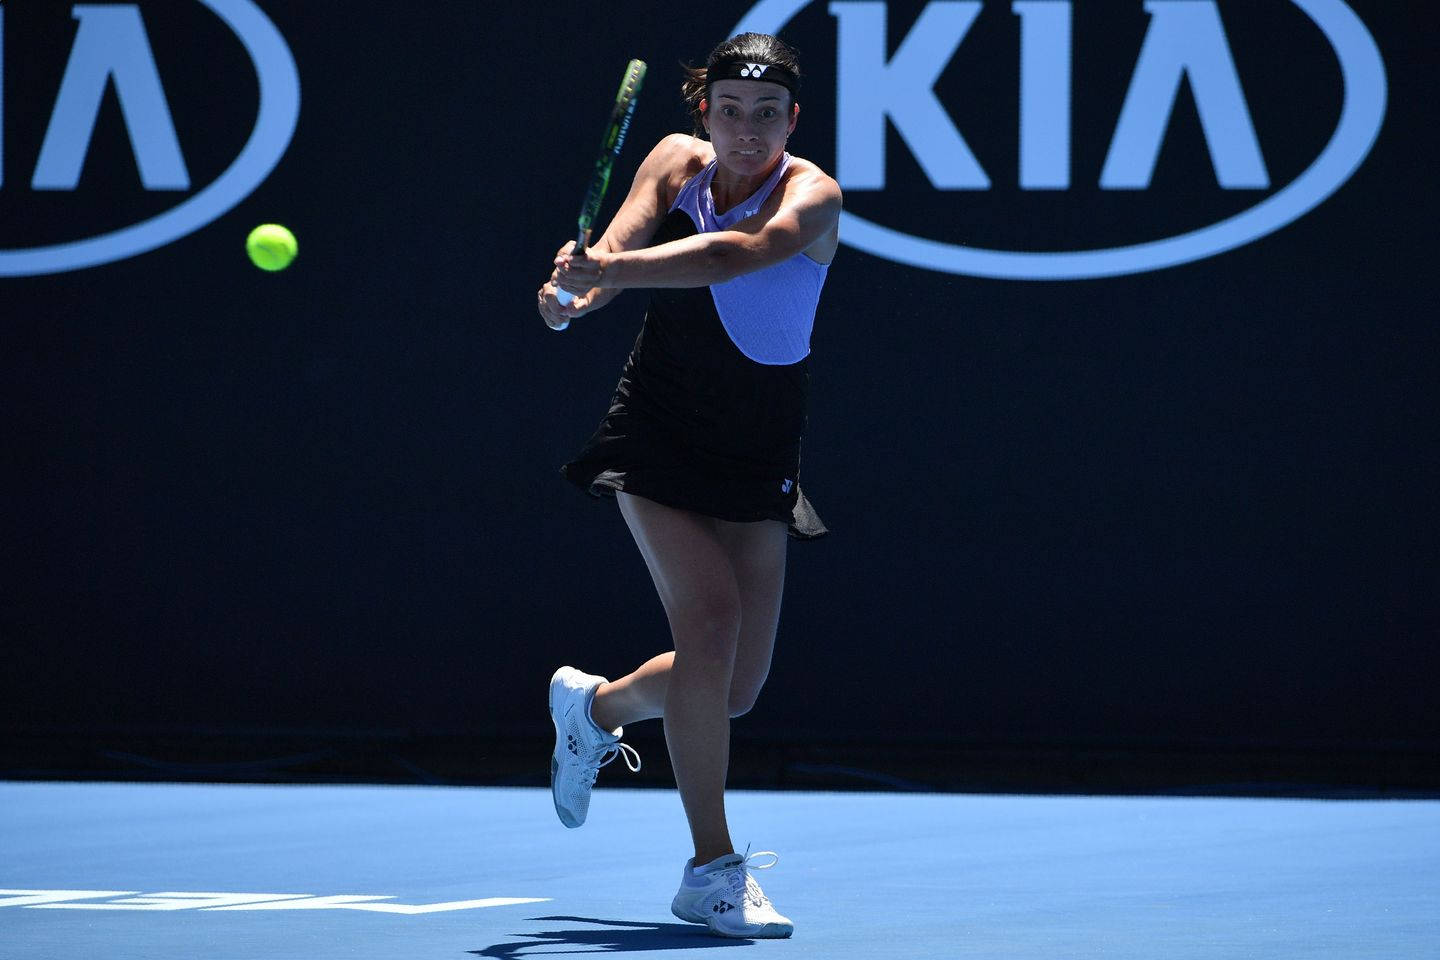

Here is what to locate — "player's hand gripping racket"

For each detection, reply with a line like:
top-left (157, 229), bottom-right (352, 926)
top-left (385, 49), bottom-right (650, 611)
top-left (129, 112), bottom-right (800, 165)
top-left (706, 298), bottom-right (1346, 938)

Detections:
top-left (549, 58), bottom-right (647, 330)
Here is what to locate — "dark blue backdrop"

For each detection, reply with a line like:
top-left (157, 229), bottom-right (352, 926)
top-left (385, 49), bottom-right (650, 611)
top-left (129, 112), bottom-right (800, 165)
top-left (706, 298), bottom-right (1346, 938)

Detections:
top-left (2, 1), bottom-right (1434, 760)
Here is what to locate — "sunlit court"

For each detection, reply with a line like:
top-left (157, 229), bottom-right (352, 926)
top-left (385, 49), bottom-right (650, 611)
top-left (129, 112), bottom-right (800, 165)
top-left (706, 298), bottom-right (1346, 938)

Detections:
top-left (4, 782), bottom-right (1438, 958)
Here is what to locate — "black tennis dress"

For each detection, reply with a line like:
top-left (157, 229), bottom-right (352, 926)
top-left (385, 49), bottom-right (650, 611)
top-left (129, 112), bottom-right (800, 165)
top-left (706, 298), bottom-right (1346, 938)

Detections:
top-left (560, 153), bottom-right (829, 540)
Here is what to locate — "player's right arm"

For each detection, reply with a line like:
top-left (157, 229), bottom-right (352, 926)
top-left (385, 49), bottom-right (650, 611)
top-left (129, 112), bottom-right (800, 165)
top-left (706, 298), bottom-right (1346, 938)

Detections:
top-left (539, 134), bottom-right (703, 323)
top-left (591, 133), bottom-right (702, 257)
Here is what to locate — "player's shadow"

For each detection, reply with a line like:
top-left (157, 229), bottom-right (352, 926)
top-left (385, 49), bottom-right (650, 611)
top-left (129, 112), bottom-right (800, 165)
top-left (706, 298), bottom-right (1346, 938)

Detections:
top-left (473, 915), bottom-right (753, 956)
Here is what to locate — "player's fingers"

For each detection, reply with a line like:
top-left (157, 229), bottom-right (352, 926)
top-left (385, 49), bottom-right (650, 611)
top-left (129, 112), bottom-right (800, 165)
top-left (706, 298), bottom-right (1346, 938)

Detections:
top-left (577, 250), bottom-right (607, 286)
top-left (538, 282), bottom-right (563, 320)
top-left (557, 255), bottom-right (600, 287)
top-left (555, 263), bottom-right (595, 294)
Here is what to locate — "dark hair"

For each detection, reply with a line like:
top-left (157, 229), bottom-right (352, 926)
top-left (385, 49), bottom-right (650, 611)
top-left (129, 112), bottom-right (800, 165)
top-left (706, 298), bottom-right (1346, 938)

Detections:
top-left (681, 33), bottom-right (802, 136)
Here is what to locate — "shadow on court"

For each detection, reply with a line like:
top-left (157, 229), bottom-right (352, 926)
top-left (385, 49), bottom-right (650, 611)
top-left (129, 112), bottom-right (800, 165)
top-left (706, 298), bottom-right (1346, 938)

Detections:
top-left (473, 915), bottom-right (754, 956)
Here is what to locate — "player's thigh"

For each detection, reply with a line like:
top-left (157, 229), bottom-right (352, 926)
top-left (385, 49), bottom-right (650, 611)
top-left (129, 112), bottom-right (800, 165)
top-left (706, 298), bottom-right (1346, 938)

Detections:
top-left (712, 517), bottom-right (788, 712)
top-left (616, 492), bottom-right (742, 657)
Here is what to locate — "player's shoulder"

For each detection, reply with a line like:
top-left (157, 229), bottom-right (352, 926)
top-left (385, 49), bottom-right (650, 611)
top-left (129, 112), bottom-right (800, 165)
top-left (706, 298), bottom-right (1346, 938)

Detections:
top-left (647, 133), bottom-right (711, 176)
top-left (780, 154), bottom-right (842, 209)
top-left (642, 134), bottom-right (712, 207)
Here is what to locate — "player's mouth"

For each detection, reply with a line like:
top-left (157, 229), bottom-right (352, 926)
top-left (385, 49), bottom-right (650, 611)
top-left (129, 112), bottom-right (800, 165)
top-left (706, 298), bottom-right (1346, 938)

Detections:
top-left (735, 149), bottom-right (764, 156)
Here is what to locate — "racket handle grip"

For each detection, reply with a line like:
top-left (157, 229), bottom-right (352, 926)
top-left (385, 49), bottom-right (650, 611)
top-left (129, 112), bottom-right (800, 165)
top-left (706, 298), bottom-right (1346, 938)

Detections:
top-left (549, 232), bottom-right (587, 325)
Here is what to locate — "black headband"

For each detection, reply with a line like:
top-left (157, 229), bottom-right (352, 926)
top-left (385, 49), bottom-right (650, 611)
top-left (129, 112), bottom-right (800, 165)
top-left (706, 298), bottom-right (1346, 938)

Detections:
top-left (707, 58), bottom-right (800, 98)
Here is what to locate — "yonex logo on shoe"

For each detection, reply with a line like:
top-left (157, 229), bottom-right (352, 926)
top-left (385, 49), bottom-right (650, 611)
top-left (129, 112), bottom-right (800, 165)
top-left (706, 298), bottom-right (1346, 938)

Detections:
top-left (713, 900), bottom-right (735, 913)
top-left (740, 63), bottom-right (769, 78)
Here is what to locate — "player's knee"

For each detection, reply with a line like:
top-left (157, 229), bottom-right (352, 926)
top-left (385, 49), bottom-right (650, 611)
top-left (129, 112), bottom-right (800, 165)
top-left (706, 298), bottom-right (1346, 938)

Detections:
top-left (725, 690), bottom-right (760, 719)
top-left (727, 684), bottom-right (763, 718)
top-left (670, 595), bottom-right (742, 665)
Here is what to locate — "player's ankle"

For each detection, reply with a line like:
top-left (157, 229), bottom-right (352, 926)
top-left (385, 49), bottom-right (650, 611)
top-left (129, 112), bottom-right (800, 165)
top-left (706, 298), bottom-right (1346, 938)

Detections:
top-left (588, 684), bottom-right (619, 733)
top-left (692, 846), bottom-right (736, 870)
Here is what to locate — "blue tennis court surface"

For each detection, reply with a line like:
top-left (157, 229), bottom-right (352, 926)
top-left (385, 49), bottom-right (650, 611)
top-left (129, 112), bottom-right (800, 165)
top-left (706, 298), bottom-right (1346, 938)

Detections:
top-left (3, 781), bottom-right (1437, 958)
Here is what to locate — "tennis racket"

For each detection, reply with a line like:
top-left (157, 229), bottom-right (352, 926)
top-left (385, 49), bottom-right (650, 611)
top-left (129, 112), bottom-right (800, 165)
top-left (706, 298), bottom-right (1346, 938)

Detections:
top-left (549, 58), bottom-right (648, 329)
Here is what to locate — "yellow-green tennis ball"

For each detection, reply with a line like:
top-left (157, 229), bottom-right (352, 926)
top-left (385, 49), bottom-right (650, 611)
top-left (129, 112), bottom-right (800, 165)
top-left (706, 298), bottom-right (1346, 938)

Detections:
top-left (246, 223), bottom-right (297, 271)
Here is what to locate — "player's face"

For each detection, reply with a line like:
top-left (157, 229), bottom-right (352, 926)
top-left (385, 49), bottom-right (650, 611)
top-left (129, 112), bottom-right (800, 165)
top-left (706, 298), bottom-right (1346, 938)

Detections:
top-left (703, 79), bottom-right (798, 174)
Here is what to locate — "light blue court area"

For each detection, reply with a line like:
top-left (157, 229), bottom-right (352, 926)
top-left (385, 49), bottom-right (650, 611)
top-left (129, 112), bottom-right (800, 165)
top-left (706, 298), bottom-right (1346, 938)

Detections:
top-left (2, 782), bottom-right (1437, 960)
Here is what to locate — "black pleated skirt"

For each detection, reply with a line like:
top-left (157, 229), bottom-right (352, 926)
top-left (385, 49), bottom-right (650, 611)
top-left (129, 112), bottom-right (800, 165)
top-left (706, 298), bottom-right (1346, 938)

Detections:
top-left (560, 212), bottom-right (827, 541)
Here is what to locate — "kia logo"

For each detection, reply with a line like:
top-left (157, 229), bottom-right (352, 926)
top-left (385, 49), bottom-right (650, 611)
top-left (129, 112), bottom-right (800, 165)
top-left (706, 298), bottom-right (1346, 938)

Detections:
top-left (0, 1), bottom-right (300, 277)
top-left (733, 1), bottom-right (1387, 280)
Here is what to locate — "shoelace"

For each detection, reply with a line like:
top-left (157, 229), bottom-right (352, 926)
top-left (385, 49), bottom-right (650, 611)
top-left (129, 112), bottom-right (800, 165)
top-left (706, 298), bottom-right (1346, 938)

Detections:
top-left (724, 849), bottom-right (779, 908)
top-left (577, 741), bottom-right (641, 787)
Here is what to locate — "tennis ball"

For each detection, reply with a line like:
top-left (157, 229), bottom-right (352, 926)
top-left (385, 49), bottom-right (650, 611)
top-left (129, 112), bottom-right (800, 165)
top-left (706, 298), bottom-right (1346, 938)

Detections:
top-left (246, 223), bottom-right (297, 271)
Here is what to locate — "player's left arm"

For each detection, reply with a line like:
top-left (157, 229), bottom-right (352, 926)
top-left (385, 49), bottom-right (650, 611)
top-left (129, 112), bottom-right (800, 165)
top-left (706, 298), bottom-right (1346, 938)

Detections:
top-left (557, 165), bottom-right (841, 290)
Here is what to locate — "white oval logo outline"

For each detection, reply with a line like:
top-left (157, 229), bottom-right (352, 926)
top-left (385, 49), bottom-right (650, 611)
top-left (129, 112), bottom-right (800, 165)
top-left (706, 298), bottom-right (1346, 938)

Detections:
top-left (0, 0), bottom-right (301, 278)
top-left (734, 0), bottom-right (1387, 280)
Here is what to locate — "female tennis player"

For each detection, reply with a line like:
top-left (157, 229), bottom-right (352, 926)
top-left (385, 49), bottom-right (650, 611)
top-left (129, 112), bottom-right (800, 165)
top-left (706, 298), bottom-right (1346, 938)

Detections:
top-left (537, 33), bottom-right (840, 939)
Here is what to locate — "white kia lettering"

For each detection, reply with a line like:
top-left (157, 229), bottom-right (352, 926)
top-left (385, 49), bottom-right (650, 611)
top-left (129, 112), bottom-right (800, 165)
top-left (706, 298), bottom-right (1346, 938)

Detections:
top-left (0, 890), bottom-right (138, 908)
top-left (34, 892), bottom-right (315, 911)
top-left (210, 895), bottom-right (552, 914)
top-left (0, 889), bottom-right (551, 913)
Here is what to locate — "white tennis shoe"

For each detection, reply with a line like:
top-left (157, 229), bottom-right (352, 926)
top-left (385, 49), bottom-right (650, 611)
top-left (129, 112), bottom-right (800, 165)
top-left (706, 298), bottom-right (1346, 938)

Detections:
top-left (670, 849), bottom-right (794, 939)
top-left (548, 665), bottom-right (640, 828)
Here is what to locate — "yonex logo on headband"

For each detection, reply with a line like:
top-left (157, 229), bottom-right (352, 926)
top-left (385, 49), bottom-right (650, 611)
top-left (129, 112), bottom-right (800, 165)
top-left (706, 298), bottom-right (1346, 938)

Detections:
top-left (710, 57), bottom-right (799, 95)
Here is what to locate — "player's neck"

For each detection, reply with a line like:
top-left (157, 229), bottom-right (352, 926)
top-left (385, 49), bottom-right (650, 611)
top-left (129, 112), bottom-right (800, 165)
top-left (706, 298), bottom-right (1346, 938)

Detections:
top-left (710, 157), bottom-right (781, 215)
